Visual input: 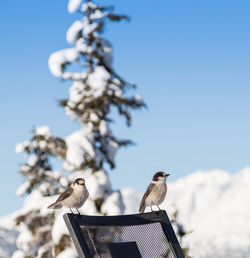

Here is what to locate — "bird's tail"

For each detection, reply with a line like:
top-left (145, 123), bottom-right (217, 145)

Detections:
top-left (47, 202), bottom-right (62, 209)
top-left (139, 204), bottom-right (145, 213)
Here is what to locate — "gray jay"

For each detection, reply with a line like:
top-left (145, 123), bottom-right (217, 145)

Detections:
top-left (139, 171), bottom-right (170, 213)
top-left (47, 178), bottom-right (89, 214)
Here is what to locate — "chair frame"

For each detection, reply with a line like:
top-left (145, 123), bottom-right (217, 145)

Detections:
top-left (63, 210), bottom-right (185, 258)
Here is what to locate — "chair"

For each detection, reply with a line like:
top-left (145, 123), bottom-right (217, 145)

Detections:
top-left (63, 210), bottom-right (185, 258)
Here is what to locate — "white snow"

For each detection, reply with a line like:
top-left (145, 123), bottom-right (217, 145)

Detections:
top-left (52, 170), bottom-right (61, 180)
top-left (0, 226), bottom-right (17, 257)
top-left (69, 81), bottom-right (85, 103)
top-left (22, 191), bottom-right (53, 216)
top-left (75, 38), bottom-right (94, 54)
top-left (20, 164), bottom-right (30, 173)
top-left (39, 181), bottom-right (51, 193)
top-left (121, 188), bottom-right (141, 214)
top-left (134, 94), bottom-right (143, 105)
top-left (15, 142), bottom-right (29, 154)
top-left (16, 181), bottom-right (31, 196)
top-left (99, 120), bottom-right (109, 136)
top-left (87, 66), bottom-right (111, 97)
top-left (66, 20), bottom-right (83, 44)
top-left (27, 154), bottom-right (38, 166)
top-left (90, 10), bottom-right (105, 20)
top-left (35, 126), bottom-right (51, 138)
top-left (12, 250), bottom-right (25, 258)
top-left (68, 0), bottom-right (82, 13)
top-left (101, 190), bottom-right (125, 215)
top-left (63, 71), bottom-right (87, 81)
top-left (90, 113), bottom-right (99, 122)
top-left (81, 2), bottom-right (97, 13)
top-left (170, 168), bottom-right (250, 258)
top-left (4, 191), bottom-right (55, 256)
top-left (63, 127), bottom-right (103, 171)
top-left (80, 198), bottom-right (99, 215)
top-left (83, 21), bottom-right (98, 36)
top-left (59, 177), bottom-right (69, 188)
top-left (38, 140), bottom-right (47, 150)
top-left (62, 160), bottom-right (76, 172)
top-left (15, 223), bottom-right (33, 253)
top-left (51, 211), bottom-right (69, 245)
top-left (75, 38), bottom-right (87, 52)
top-left (63, 122), bottom-right (118, 168)
top-left (48, 48), bottom-right (78, 77)
top-left (64, 127), bottom-right (95, 170)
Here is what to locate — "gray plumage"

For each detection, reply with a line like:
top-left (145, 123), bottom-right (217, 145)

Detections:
top-left (139, 171), bottom-right (169, 213)
top-left (47, 178), bottom-right (89, 211)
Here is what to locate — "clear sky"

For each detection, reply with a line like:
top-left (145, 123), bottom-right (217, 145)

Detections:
top-left (0, 0), bottom-right (250, 216)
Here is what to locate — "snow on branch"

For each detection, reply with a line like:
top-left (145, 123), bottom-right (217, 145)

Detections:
top-left (48, 48), bottom-right (79, 78)
top-left (68, 0), bottom-right (82, 14)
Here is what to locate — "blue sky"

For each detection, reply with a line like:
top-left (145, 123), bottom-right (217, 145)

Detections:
top-left (0, 0), bottom-right (250, 216)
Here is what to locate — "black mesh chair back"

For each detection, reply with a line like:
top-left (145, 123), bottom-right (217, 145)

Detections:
top-left (63, 211), bottom-right (185, 258)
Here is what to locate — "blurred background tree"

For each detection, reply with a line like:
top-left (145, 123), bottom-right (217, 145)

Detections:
top-left (13, 0), bottom-right (144, 257)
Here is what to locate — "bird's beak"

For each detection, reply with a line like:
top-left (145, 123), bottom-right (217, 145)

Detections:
top-left (166, 174), bottom-right (170, 177)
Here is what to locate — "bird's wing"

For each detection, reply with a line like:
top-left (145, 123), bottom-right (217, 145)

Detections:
top-left (56, 185), bottom-right (74, 203)
top-left (139, 183), bottom-right (154, 211)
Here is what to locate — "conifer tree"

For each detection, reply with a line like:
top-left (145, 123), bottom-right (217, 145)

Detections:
top-left (12, 0), bottom-right (145, 257)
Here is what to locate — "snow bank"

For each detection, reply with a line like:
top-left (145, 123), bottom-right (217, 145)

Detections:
top-left (167, 168), bottom-right (250, 258)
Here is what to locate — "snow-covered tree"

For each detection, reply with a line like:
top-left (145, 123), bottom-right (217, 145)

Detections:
top-left (170, 206), bottom-right (192, 258)
top-left (12, 0), bottom-right (145, 257)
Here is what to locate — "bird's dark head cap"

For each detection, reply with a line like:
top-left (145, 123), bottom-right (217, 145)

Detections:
top-left (74, 178), bottom-right (85, 185)
top-left (153, 171), bottom-right (170, 181)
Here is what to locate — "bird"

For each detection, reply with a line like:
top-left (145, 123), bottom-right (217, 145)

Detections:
top-left (139, 171), bottom-right (170, 213)
top-left (47, 178), bottom-right (89, 214)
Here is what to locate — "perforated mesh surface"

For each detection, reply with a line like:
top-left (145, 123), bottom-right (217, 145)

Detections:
top-left (80, 222), bottom-right (176, 258)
